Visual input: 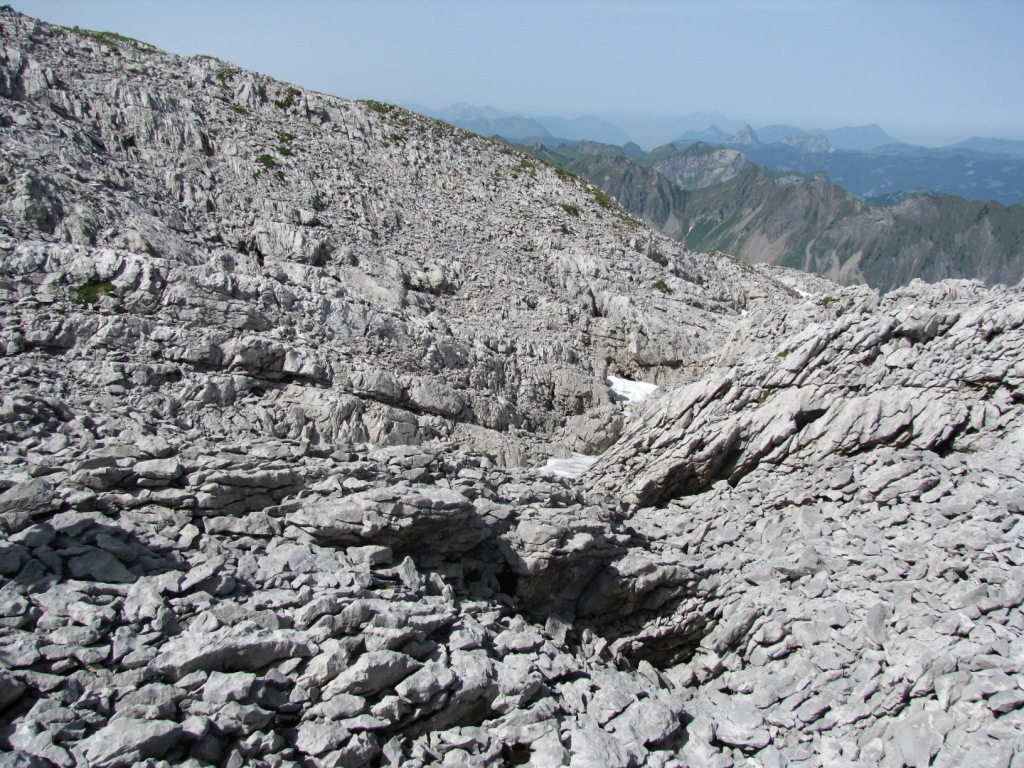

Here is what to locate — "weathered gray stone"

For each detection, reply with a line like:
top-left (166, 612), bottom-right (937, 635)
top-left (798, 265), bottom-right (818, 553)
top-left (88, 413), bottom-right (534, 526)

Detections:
top-left (202, 670), bottom-right (257, 705)
top-left (79, 718), bottom-right (181, 768)
top-left (295, 721), bottom-right (350, 757)
top-left (394, 662), bottom-right (457, 705)
top-left (150, 629), bottom-right (314, 680)
top-left (289, 486), bottom-right (491, 556)
top-left (323, 650), bottom-right (421, 697)
top-left (0, 8), bottom-right (1023, 768)
top-left (67, 548), bottom-right (137, 583)
top-left (0, 669), bottom-right (27, 709)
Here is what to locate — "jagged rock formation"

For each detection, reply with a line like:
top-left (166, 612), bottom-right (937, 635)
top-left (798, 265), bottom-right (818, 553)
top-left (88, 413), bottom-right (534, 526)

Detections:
top-left (2, 8), bottom-right (1024, 768)
top-left (581, 278), bottom-right (1024, 763)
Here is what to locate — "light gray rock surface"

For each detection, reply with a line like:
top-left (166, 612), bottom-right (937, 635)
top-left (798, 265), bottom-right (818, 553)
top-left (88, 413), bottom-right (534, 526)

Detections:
top-left (1, 8), bottom-right (1023, 767)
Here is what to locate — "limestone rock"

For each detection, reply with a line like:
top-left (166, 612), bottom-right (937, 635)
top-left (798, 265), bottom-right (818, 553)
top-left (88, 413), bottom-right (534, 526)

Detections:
top-left (0, 8), bottom-right (1022, 768)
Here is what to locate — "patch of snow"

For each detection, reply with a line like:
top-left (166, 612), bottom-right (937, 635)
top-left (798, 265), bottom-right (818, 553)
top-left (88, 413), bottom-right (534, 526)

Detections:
top-left (543, 453), bottom-right (598, 479)
top-left (607, 375), bottom-right (658, 403)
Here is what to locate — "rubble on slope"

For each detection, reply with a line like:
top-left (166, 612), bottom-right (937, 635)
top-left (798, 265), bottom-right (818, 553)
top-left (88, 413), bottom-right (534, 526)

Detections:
top-left (2, 8), bottom-right (1024, 767)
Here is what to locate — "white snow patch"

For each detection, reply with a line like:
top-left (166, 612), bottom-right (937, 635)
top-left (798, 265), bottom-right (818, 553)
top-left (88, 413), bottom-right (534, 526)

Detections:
top-left (543, 453), bottom-right (598, 479)
top-left (607, 375), bottom-right (658, 403)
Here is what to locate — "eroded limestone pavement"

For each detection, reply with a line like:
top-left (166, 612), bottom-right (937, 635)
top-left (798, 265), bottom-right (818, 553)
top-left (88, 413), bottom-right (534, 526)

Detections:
top-left (0, 8), bottom-right (1022, 767)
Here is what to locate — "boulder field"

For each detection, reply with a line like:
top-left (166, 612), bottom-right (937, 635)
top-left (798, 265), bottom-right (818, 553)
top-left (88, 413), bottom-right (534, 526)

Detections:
top-left (1, 8), bottom-right (1023, 767)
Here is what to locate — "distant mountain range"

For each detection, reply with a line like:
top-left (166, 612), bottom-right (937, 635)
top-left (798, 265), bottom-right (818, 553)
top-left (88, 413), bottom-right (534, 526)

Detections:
top-left (409, 104), bottom-right (631, 145)
top-left (409, 103), bottom-right (1024, 290)
top-left (414, 104), bottom-right (1024, 206)
top-left (682, 127), bottom-right (1024, 206)
top-left (954, 137), bottom-right (1024, 158)
top-left (673, 123), bottom-right (901, 152)
top-left (510, 139), bottom-right (1024, 292)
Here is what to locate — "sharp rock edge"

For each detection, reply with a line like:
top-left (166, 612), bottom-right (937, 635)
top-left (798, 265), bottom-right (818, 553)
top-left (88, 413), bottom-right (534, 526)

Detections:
top-left (0, 8), bottom-right (1023, 767)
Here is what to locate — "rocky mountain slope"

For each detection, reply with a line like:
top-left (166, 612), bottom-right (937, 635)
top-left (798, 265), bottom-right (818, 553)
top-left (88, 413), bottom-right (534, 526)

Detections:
top-left (2, 8), bottom-right (1024, 768)
top-left (672, 166), bottom-right (1024, 291)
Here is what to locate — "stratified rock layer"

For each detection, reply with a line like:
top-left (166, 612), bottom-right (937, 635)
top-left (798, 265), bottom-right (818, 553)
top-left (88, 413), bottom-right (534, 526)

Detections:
top-left (1, 8), bottom-right (1023, 767)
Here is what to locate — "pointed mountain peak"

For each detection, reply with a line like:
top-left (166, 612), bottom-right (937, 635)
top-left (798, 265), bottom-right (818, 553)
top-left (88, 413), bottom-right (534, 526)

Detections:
top-left (729, 125), bottom-right (761, 146)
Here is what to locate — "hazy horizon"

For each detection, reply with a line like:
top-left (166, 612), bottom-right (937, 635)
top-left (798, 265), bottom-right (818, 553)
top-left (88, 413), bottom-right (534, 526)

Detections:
top-left (10, 0), bottom-right (1024, 148)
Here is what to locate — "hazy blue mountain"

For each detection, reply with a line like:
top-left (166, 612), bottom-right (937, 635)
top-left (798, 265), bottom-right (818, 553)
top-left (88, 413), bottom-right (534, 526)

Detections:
top-left (674, 125), bottom-right (733, 145)
top-left (509, 137), bottom-right (632, 161)
top-left (460, 116), bottom-right (551, 140)
top-left (622, 142), bottom-right (647, 160)
top-left (433, 102), bottom-right (511, 121)
top-left (778, 131), bottom-right (833, 153)
top-left (952, 137), bottom-right (1024, 158)
top-left (409, 103), bottom-right (550, 140)
top-left (738, 144), bottom-right (1024, 205)
top-left (755, 124), bottom-right (806, 144)
top-left (654, 139), bottom-right (1024, 205)
top-left (596, 111), bottom-right (745, 149)
top-left (533, 115), bottom-right (631, 145)
top-left (812, 124), bottom-right (902, 151)
top-left (411, 103), bottom-right (1023, 205)
top-left (729, 125), bottom-right (761, 146)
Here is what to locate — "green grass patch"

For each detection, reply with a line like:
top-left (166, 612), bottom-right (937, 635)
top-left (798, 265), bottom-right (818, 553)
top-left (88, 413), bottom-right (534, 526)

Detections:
top-left (74, 279), bottom-right (114, 306)
top-left (592, 188), bottom-right (616, 210)
top-left (256, 154), bottom-right (276, 169)
top-left (554, 167), bottom-right (574, 183)
top-left (819, 296), bottom-right (839, 307)
top-left (653, 279), bottom-right (674, 294)
top-left (560, 203), bottom-right (581, 217)
top-left (64, 26), bottom-right (155, 55)
top-left (215, 66), bottom-right (238, 87)
top-left (274, 87), bottom-right (301, 110)
top-left (230, 104), bottom-right (249, 115)
top-left (361, 99), bottom-right (394, 115)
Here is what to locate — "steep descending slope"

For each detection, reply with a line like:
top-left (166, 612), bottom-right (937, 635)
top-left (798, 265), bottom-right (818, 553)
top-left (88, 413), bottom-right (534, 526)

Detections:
top-left (563, 154), bottom-right (689, 239)
top-left (642, 142), bottom-right (751, 191)
top-left (674, 168), bottom-right (1024, 291)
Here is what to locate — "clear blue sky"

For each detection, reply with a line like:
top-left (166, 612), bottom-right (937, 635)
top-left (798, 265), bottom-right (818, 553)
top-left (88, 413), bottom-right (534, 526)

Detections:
top-left (11, 0), bottom-right (1024, 147)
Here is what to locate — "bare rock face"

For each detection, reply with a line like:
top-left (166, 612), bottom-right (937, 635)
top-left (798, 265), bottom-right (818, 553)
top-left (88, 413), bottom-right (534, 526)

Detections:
top-left (1, 8), bottom-right (1024, 768)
